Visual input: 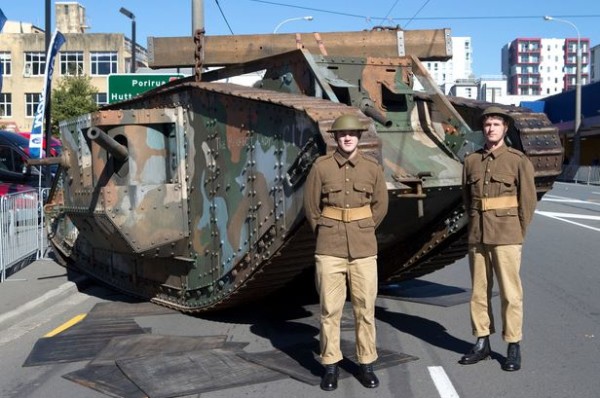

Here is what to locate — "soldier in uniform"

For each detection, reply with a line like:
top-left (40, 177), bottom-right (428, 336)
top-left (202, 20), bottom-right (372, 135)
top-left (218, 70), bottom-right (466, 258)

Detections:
top-left (303, 114), bottom-right (388, 391)
top-left (459, 106), bottom-right (537, 371)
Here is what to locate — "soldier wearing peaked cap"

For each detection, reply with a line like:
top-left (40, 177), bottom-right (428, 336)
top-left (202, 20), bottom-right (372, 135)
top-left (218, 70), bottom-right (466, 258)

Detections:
top-left (303, 114), bottom-right (388, 391)
top-left (459, 106), bottom-right (537, 372)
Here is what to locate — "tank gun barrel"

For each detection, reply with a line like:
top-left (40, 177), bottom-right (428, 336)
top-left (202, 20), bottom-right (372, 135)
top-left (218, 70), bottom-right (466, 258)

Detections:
top-left (360, 99), bottom-right (393, 127)
top-left (87, 127), bottom-right (129, 162)
top-left (27, 155), bottom-right (69, 169)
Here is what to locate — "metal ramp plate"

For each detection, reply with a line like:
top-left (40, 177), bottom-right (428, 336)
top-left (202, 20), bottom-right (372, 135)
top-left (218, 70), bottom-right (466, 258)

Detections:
top-left (237, 339), bottom-right (418, 385)
top-left (87, 301), bottom-right (178, 318)
top-left (63, 365), bottom-right (146, 398)
top-left (23, 317), bottom-right (147, 366)
top-left (115, 348), bottom-right (286, 398)
top-left (63, 336), bottom-right (249, 398)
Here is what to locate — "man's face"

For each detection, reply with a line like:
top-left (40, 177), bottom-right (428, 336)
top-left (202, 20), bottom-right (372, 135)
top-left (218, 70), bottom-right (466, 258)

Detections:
top-left (482, 115), bottom-right (508, 147)
top-left (335, 130), bottom-right (361, 156)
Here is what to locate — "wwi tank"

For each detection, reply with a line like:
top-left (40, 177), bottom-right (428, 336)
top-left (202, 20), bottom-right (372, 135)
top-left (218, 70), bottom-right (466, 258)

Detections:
top-left (43, 28), bottom-right (563, 312)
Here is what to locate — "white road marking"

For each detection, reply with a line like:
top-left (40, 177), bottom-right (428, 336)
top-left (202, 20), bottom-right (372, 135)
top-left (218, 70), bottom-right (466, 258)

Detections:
top-left (542, 195), bottom-right (600, 206)
top-left (535, 210), bottom-right (600, 232)
top-left (428, 366), bottom-right (460, 398)
top-left (535, 211), bottom-right (600, 221)
top-left (0, 291), bottom-right (89, 346)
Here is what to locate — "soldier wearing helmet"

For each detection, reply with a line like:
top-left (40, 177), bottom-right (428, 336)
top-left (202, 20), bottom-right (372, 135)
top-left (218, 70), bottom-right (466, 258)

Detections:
top-left (459, 106), bottom-right (537, 372)
top-left (304, 113), bottom-right (388, 391)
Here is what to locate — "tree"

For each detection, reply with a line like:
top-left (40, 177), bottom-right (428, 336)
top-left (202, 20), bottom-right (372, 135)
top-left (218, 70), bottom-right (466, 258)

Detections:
top-left (51, 75), bottom-right (98, 135)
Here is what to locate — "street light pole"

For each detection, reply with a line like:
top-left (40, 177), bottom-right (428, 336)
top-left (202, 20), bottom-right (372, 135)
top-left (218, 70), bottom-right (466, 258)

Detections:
top-left (544, 15), bottom-right (582, 166)
top-left (273, 16), bottom-right (314, 34)
top-left (119, 7), bottom-right (136, 73)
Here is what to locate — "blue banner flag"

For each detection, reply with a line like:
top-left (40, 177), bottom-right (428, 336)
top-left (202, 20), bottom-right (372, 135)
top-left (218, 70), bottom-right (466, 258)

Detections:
top-left (0, 9), bottom-right (7, 95)
top-left (29, 30), bottom-right (66, 158)
top-left (0, 9), bottom-right (6, 30)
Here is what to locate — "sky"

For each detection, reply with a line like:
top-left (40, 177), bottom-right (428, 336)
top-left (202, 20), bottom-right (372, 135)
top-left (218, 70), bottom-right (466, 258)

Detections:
top-left (2, 0), bottom-right (600, 76)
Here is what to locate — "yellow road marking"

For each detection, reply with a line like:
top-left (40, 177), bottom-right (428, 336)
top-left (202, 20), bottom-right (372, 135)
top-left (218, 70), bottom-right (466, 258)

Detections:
top-left (44, 313), bottom-right (87, 337)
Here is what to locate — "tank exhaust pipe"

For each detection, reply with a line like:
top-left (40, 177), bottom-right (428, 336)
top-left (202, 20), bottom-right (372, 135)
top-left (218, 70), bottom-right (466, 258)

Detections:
top-left (87, 127), bottom-right (129, 162)
top-left (360, 99), bottom-right (393, 127)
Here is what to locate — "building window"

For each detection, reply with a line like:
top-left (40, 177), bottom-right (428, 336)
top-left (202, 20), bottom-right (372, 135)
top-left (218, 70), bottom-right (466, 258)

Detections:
top-left (0, 52), bottom-right (11, 76)
top-left (90, 52), bottom-right (118, 75)
top-left (0, 93), bottom-right (12, 117)
top-left (24, 52), bottom-right (46, 76)
top-left (60, 51), bottom-right (84, 75)
top-left (95, 92), bottom-right (108, 106)
top-left (25, 93), bottom-right (41, 117)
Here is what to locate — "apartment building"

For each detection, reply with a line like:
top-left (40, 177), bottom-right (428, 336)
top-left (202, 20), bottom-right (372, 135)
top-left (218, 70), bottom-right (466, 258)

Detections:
top-left (0, 2), bottom-right (146, 132)
top-left (591, 44), bottom-right (600, 83)
top-left (422, 36), bottom-right (473, 94)
top-left (501, 37), bottom-right (590, 96)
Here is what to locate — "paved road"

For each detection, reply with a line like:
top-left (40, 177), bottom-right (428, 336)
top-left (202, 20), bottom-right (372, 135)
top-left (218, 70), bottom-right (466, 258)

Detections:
top-left (0, 182), bottom-right (598, 398)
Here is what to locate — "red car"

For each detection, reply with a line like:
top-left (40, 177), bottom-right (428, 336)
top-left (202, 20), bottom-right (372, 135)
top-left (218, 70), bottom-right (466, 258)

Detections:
top-left (0, 182), bottom-right (35, 197)
top-left (17, 132), bottom-right (62, 157)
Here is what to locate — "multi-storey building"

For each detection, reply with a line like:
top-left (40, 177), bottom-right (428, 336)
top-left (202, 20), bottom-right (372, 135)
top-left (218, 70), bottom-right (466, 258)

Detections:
top-left (591, 44), bottom-right (600, 83)
top-left (502, 37), bottom-right (590, 96)
top-left (0, 2), bottom-right (146, 132)
top-left (422, 37), bottom-right (473, 94)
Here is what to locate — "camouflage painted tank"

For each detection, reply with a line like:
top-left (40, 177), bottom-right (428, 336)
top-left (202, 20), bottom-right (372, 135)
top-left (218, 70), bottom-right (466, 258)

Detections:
top-left (42, 28), bottom-right (563, 312)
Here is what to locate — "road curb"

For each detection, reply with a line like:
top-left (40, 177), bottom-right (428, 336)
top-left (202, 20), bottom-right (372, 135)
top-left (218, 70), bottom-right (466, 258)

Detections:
top-left (0, 274), bottom-right (89, 328)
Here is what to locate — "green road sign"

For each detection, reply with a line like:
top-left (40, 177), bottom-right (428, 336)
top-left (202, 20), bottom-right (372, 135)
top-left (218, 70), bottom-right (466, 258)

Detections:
top-left (107, 73), bottom-right (184, 103)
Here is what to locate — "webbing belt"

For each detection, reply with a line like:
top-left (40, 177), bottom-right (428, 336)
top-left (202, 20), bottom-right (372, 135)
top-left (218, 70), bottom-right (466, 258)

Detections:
top-left (321, 205), bottom-right (372, 222)
top-left (474, 195), bottom-right (518, 211)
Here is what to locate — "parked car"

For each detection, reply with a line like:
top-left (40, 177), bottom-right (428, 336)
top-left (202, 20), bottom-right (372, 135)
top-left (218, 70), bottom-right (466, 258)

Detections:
top-left (17, 132), bottom-right (62, 157)
top-left (0, 130), bottom-right (53, 186)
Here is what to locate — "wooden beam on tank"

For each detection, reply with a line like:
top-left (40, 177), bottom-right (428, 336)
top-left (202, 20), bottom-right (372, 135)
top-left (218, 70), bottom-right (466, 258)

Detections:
top-left (409, 54), bottom-right (472, 134)
top-left (148, 28), bottom-right (452, 68)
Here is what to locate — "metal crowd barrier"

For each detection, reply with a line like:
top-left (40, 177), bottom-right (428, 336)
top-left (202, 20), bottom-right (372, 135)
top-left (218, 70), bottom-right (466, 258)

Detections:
top-left (0, 189), bottom-right (41, 282)
top-left (557, 165), bottom-right (600, 185)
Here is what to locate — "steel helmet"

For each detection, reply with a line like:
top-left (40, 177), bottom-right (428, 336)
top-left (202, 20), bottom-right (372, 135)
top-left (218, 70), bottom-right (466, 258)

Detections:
top-left (480, 106), bottom-right (513, 126)
top-left (327, 114), bottom-right (368, 132)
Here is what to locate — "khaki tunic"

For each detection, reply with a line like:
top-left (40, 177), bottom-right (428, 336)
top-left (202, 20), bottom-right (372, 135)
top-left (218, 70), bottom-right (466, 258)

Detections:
top-left (304, 151), bottom-right (388, 258)
top-left (463, 145), bottom-right (537, 245)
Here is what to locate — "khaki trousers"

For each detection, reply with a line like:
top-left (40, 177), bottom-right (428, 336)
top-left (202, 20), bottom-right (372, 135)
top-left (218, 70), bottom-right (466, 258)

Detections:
top-left (468, 243), bottom-right (523, 343)
top-left (315, 254), bottom-right (378, 365)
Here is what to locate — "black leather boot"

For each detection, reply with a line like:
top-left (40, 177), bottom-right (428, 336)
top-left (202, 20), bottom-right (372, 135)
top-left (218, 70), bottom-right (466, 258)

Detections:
top-left (459, 336), bottom-right (491, 365)
top-left (320, 363), bottom-right (339, 391)
top-left (502, 342), bottom-right (521, 371)
top-left (357, 363), bottom-right (379, 388)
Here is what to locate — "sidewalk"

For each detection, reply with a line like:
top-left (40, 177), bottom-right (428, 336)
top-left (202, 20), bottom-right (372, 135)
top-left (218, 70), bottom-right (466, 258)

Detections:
top-left (0, 257), bottom-right (88, 328)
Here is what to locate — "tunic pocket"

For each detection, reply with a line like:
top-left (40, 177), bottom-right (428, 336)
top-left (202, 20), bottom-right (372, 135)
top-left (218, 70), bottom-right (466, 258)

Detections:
top-left (357, 218), bottom-right (375, 228)
top-left (317, 216), bottom-right (337, 227)
top-left (322, 183), bottom-right (343, 204)
top-left (491, 173), bottom-right (516, 195)
top-left (494, 208), bottom-right (518, 217)
top-left (354, 181), bottom-right (374, 203)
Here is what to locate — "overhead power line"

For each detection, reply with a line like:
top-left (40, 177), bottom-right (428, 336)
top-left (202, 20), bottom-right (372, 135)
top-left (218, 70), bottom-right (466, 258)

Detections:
top-left (215, 0), bottom-right (234, 34)
top-left (246, 1), bottom-right (600, 24)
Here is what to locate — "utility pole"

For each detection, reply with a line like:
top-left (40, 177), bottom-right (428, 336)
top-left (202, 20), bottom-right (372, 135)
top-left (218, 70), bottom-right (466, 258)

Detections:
top-left (44, 0), bottom-right (52, 186)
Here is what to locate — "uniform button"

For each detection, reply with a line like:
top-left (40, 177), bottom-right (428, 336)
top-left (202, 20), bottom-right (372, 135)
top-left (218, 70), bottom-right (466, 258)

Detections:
top-left (486, 169), bottom-right (490, 172)
top-left (484, 181), bottom-right (489, 185)
top-left (346, 204), bottom-right (350, 208)
top-left (345, 178), bottom-right (349, 182)
top-left (345, 166), bottom-right (349, 169)
top-left (345, 191), bottom-right (350, 195)
top-left (484, 193), bottom-right (488, 197)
